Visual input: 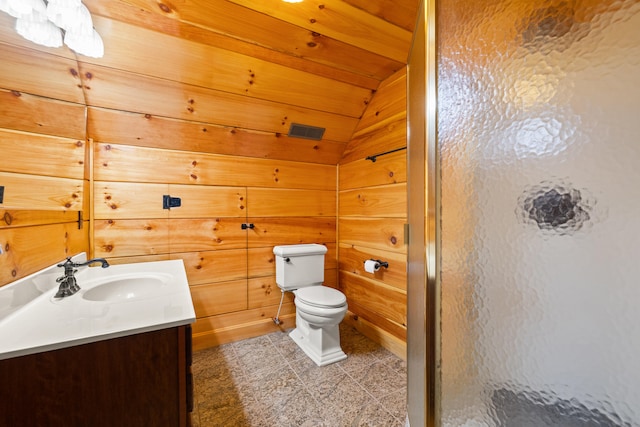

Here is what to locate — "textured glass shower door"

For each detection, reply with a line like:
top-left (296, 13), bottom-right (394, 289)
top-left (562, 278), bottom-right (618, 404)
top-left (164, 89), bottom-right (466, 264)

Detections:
top-left (438, 0), bottom-right (640, 425)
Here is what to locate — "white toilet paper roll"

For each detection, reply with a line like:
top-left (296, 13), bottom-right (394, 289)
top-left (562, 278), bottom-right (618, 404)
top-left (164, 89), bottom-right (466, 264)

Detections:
top-left (364, 259), bottom-right (380, 273)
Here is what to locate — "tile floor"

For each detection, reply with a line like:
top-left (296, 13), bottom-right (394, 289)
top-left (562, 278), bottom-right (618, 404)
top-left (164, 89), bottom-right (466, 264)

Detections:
top-left (191, 324), bottom-right (407, 426)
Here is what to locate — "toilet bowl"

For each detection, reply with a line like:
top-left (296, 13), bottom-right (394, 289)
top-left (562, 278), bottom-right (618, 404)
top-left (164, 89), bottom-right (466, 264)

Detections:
top-left (290, 286), bottom-right (347, 366)
top-left (273, 244), bottom-right (348, 366)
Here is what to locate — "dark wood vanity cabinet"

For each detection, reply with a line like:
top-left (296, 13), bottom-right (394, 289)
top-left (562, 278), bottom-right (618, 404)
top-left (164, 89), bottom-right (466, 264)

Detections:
top-left (0, 325), bottom-right (193, 427)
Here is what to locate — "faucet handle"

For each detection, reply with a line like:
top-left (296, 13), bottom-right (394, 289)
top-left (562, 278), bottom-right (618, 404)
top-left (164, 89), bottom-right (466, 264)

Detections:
top-left (57, 257), bottom-right (74, 268)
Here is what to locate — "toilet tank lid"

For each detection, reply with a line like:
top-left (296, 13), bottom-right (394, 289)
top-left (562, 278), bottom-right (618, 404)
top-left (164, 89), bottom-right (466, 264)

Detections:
top-left (273, 244), bottom-right (327, 257)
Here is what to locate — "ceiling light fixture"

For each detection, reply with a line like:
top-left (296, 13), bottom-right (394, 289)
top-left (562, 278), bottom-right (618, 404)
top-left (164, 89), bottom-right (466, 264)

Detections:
top-left (0, 0), bottom-right (103, 57)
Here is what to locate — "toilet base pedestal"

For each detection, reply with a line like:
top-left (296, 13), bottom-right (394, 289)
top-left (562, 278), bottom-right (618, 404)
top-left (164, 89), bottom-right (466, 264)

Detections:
top-left (289, 317), bottom-right (347, 366)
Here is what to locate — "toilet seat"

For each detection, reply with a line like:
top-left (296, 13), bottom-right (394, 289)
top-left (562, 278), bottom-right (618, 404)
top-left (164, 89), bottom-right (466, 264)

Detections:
top-left (294, 286), bottom-right (346, 308)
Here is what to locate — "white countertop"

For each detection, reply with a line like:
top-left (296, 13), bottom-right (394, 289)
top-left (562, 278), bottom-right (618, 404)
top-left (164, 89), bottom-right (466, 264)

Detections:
top-left (0, 255), bottom-right (195, 361)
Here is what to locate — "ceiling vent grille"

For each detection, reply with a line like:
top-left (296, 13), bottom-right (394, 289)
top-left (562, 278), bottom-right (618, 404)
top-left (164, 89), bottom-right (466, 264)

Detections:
top-left (288, 123), bottom-right (325, 140)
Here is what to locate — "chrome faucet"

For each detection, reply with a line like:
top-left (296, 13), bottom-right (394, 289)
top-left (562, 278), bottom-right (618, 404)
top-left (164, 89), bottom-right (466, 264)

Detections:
top-left (55, 257), bottom-right (110, 298)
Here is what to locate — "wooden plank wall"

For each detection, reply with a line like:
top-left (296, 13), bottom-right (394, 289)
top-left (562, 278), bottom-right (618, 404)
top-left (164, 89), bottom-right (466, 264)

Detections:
top-left (0, 33), bottom-right (90, 286)
top-left (71, 11), bottom-right (354, 349)
top-left (338, 68), bottom-right (408, 358)
top-left (91, 117), bottom-right (338, 350)
top-left (0, 9), bottom-right (410, 355)
top-left (0, 29), bottom-right (339, 349)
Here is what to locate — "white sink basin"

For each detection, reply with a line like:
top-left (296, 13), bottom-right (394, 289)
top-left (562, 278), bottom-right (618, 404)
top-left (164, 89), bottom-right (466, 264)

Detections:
top-left (82, 273), bottom-right (172, 302)
top-left (0, 257), bottom-right (195, 361)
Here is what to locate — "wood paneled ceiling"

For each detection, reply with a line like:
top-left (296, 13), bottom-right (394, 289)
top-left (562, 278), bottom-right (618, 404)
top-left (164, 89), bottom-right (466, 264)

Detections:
top-left (0, 0), bottom-right (420, 164)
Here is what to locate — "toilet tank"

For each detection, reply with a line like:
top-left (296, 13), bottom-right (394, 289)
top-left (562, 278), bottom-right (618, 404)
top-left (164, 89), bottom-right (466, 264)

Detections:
top-left (273, 244), bottom-right (327, 291)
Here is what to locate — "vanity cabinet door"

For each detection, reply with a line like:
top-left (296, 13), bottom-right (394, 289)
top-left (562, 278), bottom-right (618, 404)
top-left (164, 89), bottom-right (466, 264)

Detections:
top-left (0, 326), bottom-right (190, 427)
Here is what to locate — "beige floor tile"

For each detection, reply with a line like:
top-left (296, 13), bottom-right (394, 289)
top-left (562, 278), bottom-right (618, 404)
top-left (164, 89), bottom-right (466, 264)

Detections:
top-left (192, 325), bottom-right (407, 426)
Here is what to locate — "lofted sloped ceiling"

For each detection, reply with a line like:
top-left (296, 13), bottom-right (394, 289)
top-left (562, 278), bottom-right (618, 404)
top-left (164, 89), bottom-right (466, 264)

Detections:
top-left (0, 0), bottom-right (419, 164)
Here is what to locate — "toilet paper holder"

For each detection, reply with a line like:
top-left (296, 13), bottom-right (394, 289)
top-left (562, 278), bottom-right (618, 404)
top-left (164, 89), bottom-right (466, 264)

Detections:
top-left (365, 259), bottom-right (389, 269)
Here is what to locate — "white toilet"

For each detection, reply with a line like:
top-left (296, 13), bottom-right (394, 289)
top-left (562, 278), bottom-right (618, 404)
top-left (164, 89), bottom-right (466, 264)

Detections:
top-left (273, 244), bottom-right (348, 366)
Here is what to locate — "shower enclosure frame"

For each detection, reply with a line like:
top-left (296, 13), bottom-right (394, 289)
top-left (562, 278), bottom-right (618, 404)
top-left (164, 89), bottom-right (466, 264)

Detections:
top-left (407, 0), bottom-right (439, 426)
top-left (409, 0), bottom-right (640, 425)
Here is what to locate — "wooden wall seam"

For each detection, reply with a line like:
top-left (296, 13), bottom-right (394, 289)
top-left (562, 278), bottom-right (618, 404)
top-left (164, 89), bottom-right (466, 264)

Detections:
top-left (88, 137), bottom-right (95, 259)
top-left (337, 67), bottom-right (408, 358)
